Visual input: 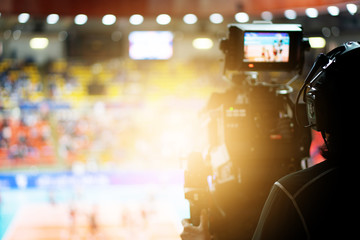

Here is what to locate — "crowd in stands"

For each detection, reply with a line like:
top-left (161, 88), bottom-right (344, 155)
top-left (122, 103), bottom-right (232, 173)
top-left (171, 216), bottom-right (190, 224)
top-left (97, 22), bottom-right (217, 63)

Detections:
top-left (0, 57), bottom-right (225, 170)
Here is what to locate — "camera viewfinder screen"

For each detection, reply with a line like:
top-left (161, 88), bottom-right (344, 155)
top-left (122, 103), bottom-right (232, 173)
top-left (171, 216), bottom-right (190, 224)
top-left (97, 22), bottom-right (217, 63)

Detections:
top-left (244, 32), bottom-right (290, 62)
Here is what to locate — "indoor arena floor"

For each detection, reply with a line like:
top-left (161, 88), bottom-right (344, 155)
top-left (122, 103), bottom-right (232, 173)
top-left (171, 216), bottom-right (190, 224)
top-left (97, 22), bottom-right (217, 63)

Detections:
top-left (0, 184), bottom-right (188, 240)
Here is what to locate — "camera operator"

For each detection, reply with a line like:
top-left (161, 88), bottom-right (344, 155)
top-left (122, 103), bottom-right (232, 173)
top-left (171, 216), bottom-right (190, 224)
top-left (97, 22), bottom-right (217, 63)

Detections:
top-left (181, 42), bottom-right (360, 240)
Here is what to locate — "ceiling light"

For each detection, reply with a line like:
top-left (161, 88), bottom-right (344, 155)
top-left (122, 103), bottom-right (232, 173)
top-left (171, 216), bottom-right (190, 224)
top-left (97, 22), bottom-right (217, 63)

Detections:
top-left (322, 27), bottom-right (331, 37)
top-left (111, 31), bottom-right (122, 42)
top-left (58, 31), bottom-right (68, 41)
top-left (305, 8), bottom-right (319, 18)
top-left (102, 14), bottom-right (116, 25)
top-left (209, 13), bottom-right (223, 24)
top-left (18, 13), bottom-right (30, 23)
top-left (183, 14), bottom-right (198, 24)
top-left (30, 37), bottom-right (49, 49)
top-left (74, 14), bottom-right (88, 25)
top-left (129, 14), bottom-right (144, 25)
top-left (284, 9), bottom-right (297, 20)
top-left (13, 30), bottom-right (21, 40)
top-left (327, 6), bottom-right (340, 16)
top-left (331, 26), bottom-right (340, 37)
top-left (261, 11), bottom-right (273, 21)
top-left (192, 38), bottom-right (213, 50)
top-left (156, 14), bottom-right (171, 25)
top-left (46, 14), bottom-right (59, 24)
top-left (235, 12), bottom-right (249, 23)
top-left (346, 3), bottom-right (358, 15)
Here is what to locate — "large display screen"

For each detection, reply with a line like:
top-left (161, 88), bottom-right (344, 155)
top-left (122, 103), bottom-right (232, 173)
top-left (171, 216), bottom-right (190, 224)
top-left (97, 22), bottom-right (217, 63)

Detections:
top-left (244, 32), bottom-right (290, 62)
top-left (129, 31), bottom-right (173, 60)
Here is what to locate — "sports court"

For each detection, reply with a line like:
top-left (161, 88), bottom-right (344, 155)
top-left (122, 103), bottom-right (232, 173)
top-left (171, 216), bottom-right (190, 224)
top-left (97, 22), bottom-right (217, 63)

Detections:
top-left (1, 179), bottom-right (188, 240)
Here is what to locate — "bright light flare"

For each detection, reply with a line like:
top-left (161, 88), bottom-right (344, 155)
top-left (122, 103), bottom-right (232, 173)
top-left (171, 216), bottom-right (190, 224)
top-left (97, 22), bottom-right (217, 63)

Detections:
top-left (161, 131), bottom-right (189, 157)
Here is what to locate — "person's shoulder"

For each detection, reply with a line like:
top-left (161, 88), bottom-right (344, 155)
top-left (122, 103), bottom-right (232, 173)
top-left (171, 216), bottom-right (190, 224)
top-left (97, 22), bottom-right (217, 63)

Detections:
top-left (276, 160), bottom-right (337, 196)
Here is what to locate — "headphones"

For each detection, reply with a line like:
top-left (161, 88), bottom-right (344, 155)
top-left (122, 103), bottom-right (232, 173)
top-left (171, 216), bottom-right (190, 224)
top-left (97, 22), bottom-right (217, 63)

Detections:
top-left (296, 41), bottom-right (360, 132)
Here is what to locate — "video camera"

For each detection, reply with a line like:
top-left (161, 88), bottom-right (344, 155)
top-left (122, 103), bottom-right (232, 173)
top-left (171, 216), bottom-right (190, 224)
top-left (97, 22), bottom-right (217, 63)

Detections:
top-left (184, 22), bottom-right (311, 240)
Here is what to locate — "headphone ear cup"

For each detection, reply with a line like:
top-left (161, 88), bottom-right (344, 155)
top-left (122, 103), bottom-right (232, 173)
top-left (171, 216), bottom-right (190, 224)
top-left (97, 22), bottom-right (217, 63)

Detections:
top-left (305, 79), bottom-right (331, 132)
top-left (305, 87), bottom-right (318, 130)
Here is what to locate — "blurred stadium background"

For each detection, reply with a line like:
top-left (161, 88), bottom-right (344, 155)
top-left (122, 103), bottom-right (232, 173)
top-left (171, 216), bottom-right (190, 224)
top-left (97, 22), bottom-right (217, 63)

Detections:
top-left (0, 0), bottom-right (359, 239)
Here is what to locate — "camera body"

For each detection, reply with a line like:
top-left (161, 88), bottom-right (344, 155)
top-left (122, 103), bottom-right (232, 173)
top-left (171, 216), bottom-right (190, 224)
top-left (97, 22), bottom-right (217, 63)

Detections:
top-left (184, 22), bottom-right (311, 239)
